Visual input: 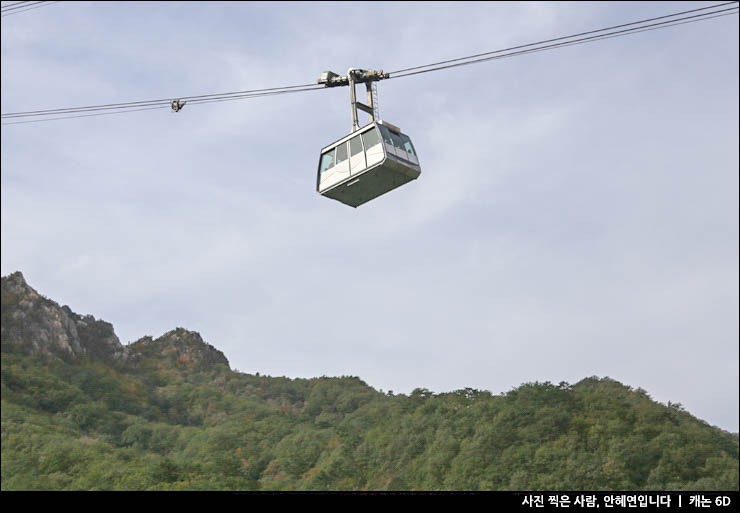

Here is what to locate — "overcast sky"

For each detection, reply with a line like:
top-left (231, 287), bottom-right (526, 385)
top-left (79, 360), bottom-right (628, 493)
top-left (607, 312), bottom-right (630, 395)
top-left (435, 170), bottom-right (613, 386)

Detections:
top-left (2, 1), bottom-right (738, 432)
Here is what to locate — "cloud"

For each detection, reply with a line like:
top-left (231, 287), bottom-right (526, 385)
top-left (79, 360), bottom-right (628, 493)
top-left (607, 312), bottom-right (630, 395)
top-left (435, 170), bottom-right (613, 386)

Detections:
top-left (2, 2), bottom-right (738, 431)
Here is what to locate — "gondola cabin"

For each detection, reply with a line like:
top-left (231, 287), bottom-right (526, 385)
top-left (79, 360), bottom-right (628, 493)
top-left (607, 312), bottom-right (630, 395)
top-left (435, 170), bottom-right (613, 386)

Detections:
top-left (317, 120), bottom-right (421, 207)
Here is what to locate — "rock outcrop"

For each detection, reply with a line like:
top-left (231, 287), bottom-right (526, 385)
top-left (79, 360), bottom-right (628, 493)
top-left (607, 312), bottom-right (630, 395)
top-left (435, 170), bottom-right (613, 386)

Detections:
top-left (130, 328), bottom-right (230, 371)
top-left (1, 272), bottom-right (130, 362)
top-left (1, 272), bottom-right (226, 371)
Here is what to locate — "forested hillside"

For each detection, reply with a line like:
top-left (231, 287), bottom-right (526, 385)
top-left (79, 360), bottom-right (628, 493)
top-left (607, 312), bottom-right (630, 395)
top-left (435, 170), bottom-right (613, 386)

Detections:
top-left (2, 272), bottom-right (738, 491)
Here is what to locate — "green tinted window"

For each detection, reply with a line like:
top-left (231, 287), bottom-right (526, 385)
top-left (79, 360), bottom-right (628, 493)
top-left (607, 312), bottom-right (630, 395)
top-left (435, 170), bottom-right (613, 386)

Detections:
top-left (378, 125), bottom-right (394, 146)
top-left (362, 128), bottom-right (380, 148)
top-left (350, 135), bottom-right (363, 156)
top-left (336, 142), bottom-right (348, 163)
top-left (320, 149), bottom-right (335, 173)
top-left (390, 132), bottom-right (406, 151)
top-left (399, 134), bottom-right (416, 156)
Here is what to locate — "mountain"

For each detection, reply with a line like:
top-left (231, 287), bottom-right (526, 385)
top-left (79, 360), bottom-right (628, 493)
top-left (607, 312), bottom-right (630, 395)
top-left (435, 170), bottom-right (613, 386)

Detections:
top-left (1, 271), bottom-right (128, 362)
top-left (1, 272), bottom-right (738, 491)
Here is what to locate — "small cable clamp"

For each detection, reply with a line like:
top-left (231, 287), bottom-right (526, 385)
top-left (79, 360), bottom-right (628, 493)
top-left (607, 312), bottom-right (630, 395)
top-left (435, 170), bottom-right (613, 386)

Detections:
top-left (170, 99), bottom-right (186, 112)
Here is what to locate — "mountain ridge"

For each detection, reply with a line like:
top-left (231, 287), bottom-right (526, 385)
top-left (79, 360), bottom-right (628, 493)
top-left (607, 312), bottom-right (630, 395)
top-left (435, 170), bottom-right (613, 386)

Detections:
top-left (1, 271), bottom-right (737, 491)
top-left (1, 271), bottom-right (227, 371)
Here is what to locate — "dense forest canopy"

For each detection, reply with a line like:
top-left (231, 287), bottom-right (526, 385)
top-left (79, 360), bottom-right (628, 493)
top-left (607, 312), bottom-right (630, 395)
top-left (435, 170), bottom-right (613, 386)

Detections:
top-left (2, 272), bottom-right (737, 491)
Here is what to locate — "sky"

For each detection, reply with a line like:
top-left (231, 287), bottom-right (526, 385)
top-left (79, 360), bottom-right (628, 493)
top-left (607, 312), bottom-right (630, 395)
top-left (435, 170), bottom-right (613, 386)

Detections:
top-left (1, 1), bottom-right (738, 432)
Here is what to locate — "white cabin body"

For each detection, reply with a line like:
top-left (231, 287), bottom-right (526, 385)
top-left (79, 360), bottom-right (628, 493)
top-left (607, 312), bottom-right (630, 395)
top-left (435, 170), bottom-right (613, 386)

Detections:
top-left (317, 120), bottom-right (421, 208)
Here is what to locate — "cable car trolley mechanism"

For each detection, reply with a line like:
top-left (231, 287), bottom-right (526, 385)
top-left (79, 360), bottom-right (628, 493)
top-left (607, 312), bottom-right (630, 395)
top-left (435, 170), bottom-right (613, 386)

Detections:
top-left (316, 68), bottom-right (421, 208)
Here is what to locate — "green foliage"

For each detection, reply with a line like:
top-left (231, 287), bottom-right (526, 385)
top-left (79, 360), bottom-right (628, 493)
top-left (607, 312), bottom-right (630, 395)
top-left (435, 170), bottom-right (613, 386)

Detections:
top-left (1, 350), bottom-right (738, 491)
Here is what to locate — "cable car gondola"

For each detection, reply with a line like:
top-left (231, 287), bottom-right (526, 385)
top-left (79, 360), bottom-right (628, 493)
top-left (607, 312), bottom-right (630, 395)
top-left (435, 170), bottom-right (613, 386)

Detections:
top-left (317, 120), bottom-right (420, 208)
top-left (316, 68), bottom-right (421, 208)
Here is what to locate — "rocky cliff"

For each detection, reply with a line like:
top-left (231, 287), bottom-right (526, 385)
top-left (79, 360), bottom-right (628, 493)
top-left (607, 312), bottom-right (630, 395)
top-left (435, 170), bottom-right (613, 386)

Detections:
top-left (1, 272), bottom-right (227, 370)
